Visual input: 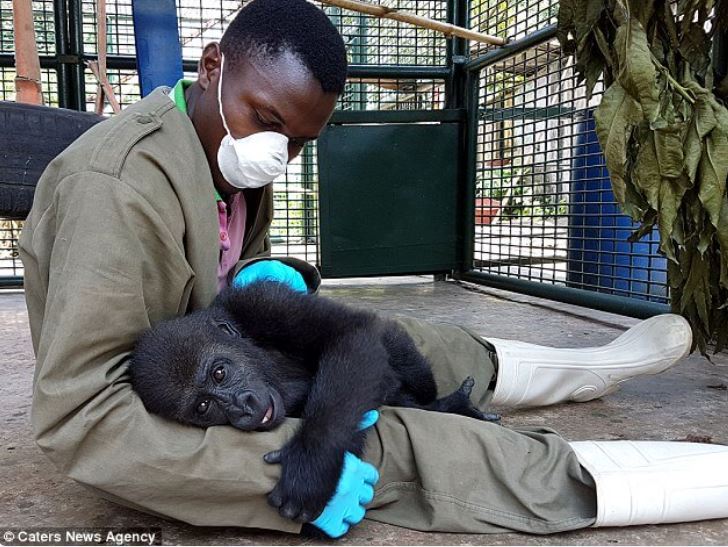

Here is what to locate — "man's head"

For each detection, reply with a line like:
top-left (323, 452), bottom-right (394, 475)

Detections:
top-left (185, 0), bottom-right (347, 196)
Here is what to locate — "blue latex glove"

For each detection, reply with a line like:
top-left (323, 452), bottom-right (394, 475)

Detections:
top-left (233, 260), bottom-right (307, 292)
top-left (311, 410), bottom-right (380, 538)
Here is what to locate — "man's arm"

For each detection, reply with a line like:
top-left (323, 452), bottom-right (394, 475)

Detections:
top-left (19, 171), bottom-right (303, 532)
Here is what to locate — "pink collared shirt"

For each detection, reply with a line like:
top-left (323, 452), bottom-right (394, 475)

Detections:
top-left (216, 192), bottom-right (247, 291)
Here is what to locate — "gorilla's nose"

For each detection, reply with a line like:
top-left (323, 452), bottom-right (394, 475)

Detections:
top-left (234, 390), bottom-right (260, 413)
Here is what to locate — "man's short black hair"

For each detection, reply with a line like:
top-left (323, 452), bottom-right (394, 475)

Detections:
top-left (220, 0), bottom-right (348, 94)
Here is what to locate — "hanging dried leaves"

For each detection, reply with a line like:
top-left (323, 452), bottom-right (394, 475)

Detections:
top-left (558, 0), bottom-right (728, 354)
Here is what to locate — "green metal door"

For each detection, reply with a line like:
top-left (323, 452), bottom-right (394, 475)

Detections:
top-left (317, 113), bottom-right (464, 278)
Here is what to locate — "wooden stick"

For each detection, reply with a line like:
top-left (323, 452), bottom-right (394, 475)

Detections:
top-left (319, 0), bottom-right (506, 46)
top-left (90, 0), bottom-right (121, 114)
top-left (12, 0), bottom-right (43, 104)
top-left (86, 61), bottom-right (121, 114)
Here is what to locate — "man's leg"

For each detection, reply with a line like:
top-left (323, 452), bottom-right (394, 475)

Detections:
top-left (362, 316), bottom-right (597, 534)
top-left (392, 314), bottom-right (693, 412)
top-left (361, 316), bottom-right (728, 534)
top-left (485, 314), bottom-right (692, 408)
top-left (364, 410), bottom-right (598, 534)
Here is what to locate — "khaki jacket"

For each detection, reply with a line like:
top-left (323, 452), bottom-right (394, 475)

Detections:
top-left (19, 88), bottom-right (314, 532)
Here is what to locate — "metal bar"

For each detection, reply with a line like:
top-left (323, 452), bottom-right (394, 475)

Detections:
top-left (713, 25), bottom-right (728, 90)
top-left (445, 0), bottom-right (468, 109)
top-left (67, 0), bottom-right (86, 110)
top-left (53, 0), bottom-right (71, 108)
top-left (480, 106), bottom-right (576, 120)
top-left (460, 69), bottom-right (479, 273)
top-left (0, 277), bottom-right (24, 289)
top-left (465, 24), bottom-right (558, 73)
top-left (474, 256), bottom-right (568, 268)
top-left (450, 0), bottom-right (470, 270)
top-left (347, 64), bottom-right (451, 79)
top-left (457, 271), bottom-right (670, 319)
top-left (301, 143), bottom-right (316, 242)
top-left (107, 55), bottom-right (140, 70)
top-left (444, 0), bottom-right (455, 104)
top-left (349, 13), bottom-right (369, 110)
top-left (329, 108), bottom-right (465, 124)
top-left (0, 53), bottom-right (82, 69)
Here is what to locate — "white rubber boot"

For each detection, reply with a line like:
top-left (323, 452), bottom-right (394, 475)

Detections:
top-left (570, 440), bottom-right (728, 526)
top-left (487, 314), bottom-right (692, 408)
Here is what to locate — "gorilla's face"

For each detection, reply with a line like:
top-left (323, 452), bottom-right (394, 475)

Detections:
top-left (130, 309), bottom-right (296, 431)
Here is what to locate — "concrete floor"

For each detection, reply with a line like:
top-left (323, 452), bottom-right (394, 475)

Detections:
top-left (2, 278), bottom-right (727, 545)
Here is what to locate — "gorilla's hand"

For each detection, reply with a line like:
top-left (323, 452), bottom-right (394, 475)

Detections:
top-left (263, 411), bottom-right (380, 528)
top-left (264, 435), bottom-right (344, 523)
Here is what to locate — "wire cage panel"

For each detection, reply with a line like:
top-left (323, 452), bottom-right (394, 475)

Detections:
top-left (271, 142), bottom-right (320, 263)
top-left (319, 0), bottom-right (448, 66)
top-left (1, 0), bottom-right (56, 55)
top-left (0, 219), bottom-right (23, 285)
top-left (76, 0), bottom-right (449, 65)
top-left (0, 66), bottom-right (58, 105)
top-left (340, 77), bottom-right (445, 110)
top-left (472, 36), bottom-right (668, 304)
top-left (470, 0), bottom-right (557, 57)
top-left (81, 0), bottom-right (135, 55)
top-left (1, 0), bottom-right (450, 284)
top-left (84, 66), bottom-right (140, 110)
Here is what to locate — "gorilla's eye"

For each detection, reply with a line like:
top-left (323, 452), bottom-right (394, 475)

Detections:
top-left (196, 400), bottom-right (210, 414)
top-left (212, 365), bottom-right (226, 383)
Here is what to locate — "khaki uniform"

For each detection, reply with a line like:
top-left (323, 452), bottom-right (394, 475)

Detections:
top-left (19, 89), bottom-right (596, 534)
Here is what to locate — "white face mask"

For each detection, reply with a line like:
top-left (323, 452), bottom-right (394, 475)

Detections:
top-left (216, 54), bottom-right (289, 189)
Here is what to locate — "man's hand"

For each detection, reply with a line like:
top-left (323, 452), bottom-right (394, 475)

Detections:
top-left (233, 260), bottom-right (307, 292)
top-left (310, 410), bottom-right (380, 538)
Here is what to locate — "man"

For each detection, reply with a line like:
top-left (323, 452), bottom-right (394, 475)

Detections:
top-left (19, 0), bottom-right (728, 538)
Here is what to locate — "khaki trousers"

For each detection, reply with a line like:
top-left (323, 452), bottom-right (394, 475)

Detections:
top-left (362, 317), bottom-right (598, 534)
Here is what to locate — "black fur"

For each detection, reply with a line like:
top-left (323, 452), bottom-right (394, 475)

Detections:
top-left (130, 281), bottom-right (492, 523)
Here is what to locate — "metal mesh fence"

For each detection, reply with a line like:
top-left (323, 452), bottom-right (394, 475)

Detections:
top-left (1, 0), bottom-right (56, 54)
top-left (1, 0), bottom-right (449, 281)
top-left (470, 0), bottom-right (668, 304)
top-left (1, 1), bottom-right (57, 104)
top-left (340, 78), bottom-right (445, 110)
top-left (470, 0), bottom-right (556, 56)
top-left (0, 67), bottom-right (58, 104)
top-left (84, 67), bottom-right (140, 109)
top-left (81, 0), bottom-right (135, 56)
top-left (0, 220), bottom-right (23, 284)
top-left (322, 1), bottom-right (447, 66)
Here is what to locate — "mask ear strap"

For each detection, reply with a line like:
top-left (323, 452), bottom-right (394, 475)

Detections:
top-left (217, 53), bottom-right (232, 136)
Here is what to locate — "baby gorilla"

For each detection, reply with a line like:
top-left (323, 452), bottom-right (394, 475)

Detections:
top-left (130, 281), bottom-right (493, 523)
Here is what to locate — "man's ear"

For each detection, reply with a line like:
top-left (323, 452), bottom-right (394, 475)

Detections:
top-left (198, 42), bottom-right (222, 91)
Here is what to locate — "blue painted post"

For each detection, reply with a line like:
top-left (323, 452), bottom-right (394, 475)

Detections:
top-left (132, 0), bottom-right (183, 97)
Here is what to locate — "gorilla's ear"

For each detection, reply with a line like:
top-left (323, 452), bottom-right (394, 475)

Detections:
top-left (212, 317), bottom-right (240, 337)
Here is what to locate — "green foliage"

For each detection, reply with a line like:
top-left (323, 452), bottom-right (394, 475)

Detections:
top-left (558, 0), bottom-right (728, 353)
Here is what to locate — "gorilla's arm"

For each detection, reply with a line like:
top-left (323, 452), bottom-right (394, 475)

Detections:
top-left (265, 328), bottom-right (393, 522)
top-left (214, 282), bottom-right (376, 364)
top-left (216, 282), bottom-right (396, 522)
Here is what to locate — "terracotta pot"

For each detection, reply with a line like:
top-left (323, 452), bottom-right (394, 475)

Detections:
top-left (475, 197), bottom-right (501, 225)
